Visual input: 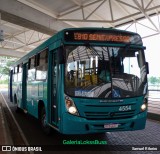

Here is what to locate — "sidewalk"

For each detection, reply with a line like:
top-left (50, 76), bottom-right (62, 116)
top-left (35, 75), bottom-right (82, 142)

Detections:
top-left (0, 92), bottom-right (13, 153)
top-left (0, 91), bottom-right (32, 154)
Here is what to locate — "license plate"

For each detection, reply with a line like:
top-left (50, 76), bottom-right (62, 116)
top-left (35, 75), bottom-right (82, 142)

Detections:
top-left (104, 123), bottom-right (120, 129)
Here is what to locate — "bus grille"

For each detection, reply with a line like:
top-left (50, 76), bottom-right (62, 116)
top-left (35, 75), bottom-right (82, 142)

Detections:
top-left (84, 110), bottom-right (136, 120)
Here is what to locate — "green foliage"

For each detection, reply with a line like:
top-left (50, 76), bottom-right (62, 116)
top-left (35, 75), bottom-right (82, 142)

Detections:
top-left (148, 76), bottom-right (160, 85)
top-left (0, 56), bottom-right (17, 79)
top-left (0, 79), bottom-right (8, 84)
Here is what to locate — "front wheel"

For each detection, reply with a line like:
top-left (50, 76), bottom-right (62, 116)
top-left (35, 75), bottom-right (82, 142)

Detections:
top-left (40, 107), bottom-right (51, 135)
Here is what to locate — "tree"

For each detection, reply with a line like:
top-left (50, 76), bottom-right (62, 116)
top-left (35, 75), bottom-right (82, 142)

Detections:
top-left (0, 57), bottom-right (17, 79)
top-left (148, 76), bottom-right (158, 85)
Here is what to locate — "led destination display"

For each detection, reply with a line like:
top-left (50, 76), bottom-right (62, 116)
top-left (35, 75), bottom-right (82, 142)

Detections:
top-left (64, 30), bottom-right (142, 44)
top-left (74, 33), bottom-right (130, 42)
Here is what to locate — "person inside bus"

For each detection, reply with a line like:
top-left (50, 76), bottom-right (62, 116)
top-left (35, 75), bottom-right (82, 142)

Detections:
top-left (111, 57), bottom-right (124, 75)
top-left (98, 60), bottom-right (110, 82)
top-left (70, 70), bottom-right (74, 80)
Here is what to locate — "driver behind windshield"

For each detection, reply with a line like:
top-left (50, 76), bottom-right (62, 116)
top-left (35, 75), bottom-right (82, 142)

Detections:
top-left (98, 60), bottom-right (110, 82)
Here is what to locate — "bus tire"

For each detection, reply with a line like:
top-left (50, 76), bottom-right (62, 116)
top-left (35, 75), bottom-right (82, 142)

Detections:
top-left (16, 107), bottom-right (21, 113)
top-left (14, 95), bottom-right (21, 113)
top-left (40, 106), bottom-right (51, 135)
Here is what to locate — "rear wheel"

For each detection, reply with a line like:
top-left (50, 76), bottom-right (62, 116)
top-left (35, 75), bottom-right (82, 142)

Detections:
top-left (40, 106), bottom-right (51, 135)
top-left (14, 95), bottom-right (21, 113)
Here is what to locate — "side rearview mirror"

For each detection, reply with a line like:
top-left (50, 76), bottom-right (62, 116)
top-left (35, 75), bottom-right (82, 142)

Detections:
top-left (146, 62), bottom-right (149, 74)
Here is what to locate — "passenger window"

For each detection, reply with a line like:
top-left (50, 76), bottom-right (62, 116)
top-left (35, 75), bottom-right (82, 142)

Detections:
top-left (15, 66), bottom-right (18, 73)
top-left (13, 67), bottom-right (17, 82)
top-left (17, 64), bottom-right (22, 82)
top-left (28, 56), bottom-right (36, 81)
top-left (36, 65), bottom-right (47, 80)
top-left (19, 64), bottom-right (22, 73)
top-left (29, 56), bottom-right (36, 69)
top-left (28, 68), bottom-right (36, 81)
top-left (36, 49), bottom-right (48, 80)
top-left (13, 74), bottom-right (17, 82)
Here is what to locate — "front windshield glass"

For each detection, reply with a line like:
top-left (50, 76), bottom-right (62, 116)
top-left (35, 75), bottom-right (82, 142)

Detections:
top-left (65, 46), bottom-right (147, 98)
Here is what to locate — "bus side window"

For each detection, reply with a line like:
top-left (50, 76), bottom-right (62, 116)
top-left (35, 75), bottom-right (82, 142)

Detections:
top-left (15, 66), bottom-right (18, 73)
top-left (28, 56), bottom-right (36, 81)
top-left (17, 64), bottom-right (22, 82)
top-left (13, 67), bottom-right (17, 82)
top-left (36, 50), bottom-right (48, 80)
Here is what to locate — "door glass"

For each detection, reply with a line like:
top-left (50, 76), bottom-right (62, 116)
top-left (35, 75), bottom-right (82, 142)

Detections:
top-left (52, 52), bottom-right (58, 123)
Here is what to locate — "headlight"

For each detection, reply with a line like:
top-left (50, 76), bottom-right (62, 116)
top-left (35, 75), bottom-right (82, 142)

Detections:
top-left (65, 96), bottom-right (79, 116)
top-left (141, 104), bottom-right (147, 111)
top-left (68, 106), bottom-right (77, 114)
top-left (141, 98), bottom-right (147, 111)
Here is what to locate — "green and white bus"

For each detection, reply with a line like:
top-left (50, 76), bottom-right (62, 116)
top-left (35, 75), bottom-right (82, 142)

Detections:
top-left (9, 28), bottom-right (149, 134)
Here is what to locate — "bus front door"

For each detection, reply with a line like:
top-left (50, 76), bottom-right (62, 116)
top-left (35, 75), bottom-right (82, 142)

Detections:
top-left (9, 70), bottom-right (13, 102)
top-left (51, 52), bottom-right (58, 125)
top-left (22, 63), bottom-right (27, 111)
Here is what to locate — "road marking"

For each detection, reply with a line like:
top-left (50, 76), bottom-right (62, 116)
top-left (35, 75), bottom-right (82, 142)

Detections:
top-left (0, 92), bottom-right (34, 154)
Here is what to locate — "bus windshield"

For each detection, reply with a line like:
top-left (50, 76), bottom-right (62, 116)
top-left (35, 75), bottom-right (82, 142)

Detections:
top-left (65, 46), bottom-right (147, 98)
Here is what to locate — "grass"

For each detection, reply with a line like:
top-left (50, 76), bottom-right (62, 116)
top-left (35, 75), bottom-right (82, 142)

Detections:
top-left (0, 80), bottom-right (8, 89)
top-left (0, 84), bottom-right (8, 89)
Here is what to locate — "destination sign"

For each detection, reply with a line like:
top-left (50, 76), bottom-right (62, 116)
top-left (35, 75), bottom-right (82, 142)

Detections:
top-left (64, 30), bottom-right (142, 44)
top-left (73, 33), bottom-right (130, 42)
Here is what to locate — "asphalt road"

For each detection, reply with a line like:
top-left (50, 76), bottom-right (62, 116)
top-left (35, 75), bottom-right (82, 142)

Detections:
top-left (1, 90), bottom-right (111, 154)
top-left (1, 90), bottom-right (160, 154)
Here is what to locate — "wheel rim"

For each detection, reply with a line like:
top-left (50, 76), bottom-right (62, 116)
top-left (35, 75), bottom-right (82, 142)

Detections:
top-left (42, 113), bottom-right (47, 127)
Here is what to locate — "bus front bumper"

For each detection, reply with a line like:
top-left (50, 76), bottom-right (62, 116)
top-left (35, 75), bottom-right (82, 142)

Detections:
top-left (61, 111), bottom-right (147, 134)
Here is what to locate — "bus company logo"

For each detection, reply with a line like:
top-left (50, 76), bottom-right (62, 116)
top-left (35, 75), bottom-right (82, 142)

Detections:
top-left (2, 146), bottom-right (11, 151)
